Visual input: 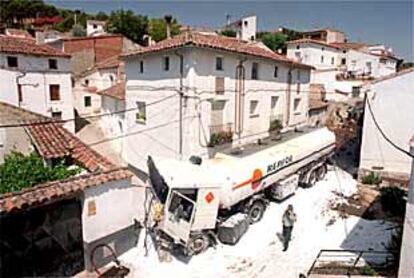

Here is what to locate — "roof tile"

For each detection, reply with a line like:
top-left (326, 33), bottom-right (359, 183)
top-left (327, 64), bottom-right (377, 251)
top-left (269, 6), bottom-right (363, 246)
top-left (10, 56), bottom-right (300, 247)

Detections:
top-left (0, 36), bottom-right (70, 58)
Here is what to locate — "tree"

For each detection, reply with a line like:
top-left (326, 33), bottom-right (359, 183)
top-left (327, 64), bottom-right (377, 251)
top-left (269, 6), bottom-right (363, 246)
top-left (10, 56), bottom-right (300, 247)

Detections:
top-left (219, 29), bottom-right (237, 38)
top-left (106, 9), bottom-right (148, 44)
top-left (259, 32), bottom-right (289, 52)
top-left (0, 152), bottom-right (81, 194)
top-left (148, 17), bottom-right (180, 42)
top-left (72, 24), bottom-right (86, 37)
top-left (94, 11), bottom-right (109, 21)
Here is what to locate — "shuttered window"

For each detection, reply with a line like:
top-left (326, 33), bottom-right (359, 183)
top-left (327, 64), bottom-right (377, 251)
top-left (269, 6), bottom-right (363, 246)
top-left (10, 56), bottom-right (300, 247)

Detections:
top-left (49, 84), bottom-right (60, 101)
top-left (215, 77), bottom-right (225, 94)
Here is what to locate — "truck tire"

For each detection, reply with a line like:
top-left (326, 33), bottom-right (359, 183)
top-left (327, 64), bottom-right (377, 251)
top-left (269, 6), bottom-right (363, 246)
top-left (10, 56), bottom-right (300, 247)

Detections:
top-left (316, 164), bottom-right (327, 181)
top-left (307, 169), bottom-right (318, 187)
top-left (247, 201), bottom-right (266, 224)
top-left (187, 233), bottom-right (210, 255)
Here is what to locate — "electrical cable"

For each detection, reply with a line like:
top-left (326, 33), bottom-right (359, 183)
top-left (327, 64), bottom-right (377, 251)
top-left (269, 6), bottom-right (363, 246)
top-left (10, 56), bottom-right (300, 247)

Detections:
top-left (366, 98), bottom-right (414, 159)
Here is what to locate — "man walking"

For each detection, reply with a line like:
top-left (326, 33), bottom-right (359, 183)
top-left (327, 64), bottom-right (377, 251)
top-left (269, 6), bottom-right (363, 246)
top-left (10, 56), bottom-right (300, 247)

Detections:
top-left (282, 204), bottom-right (297, 251)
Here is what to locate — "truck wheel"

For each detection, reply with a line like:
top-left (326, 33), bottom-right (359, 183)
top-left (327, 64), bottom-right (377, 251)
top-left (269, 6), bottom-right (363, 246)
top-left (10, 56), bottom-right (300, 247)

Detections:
top-left (187, 233), bottom-right (209, 255)
top-left (307, 169), bottom-right (318, 187)
top-left (247, 201), bottom-right (266, 224)
top-left (316, 164), bottom-right (327, 181)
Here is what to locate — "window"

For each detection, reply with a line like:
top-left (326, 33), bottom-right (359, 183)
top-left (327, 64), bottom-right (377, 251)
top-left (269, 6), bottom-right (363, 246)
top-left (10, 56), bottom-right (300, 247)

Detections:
top-left (244, 21), bottom-right (248, 27)
top-left (320, 55), bottom-right (324, 63)
top-left (296, 45), bottom-right (300, 50)
top-left (136, 101), bottom-right (146, 124)
top-left (271, 96), bottom-right (279, 110)
top-left (84, 96), bottom-right (92, 107)
top-left (216, 57), bottom-right (223, 71)
top-left (251, 62), bottom-right (259, 80)
top-left (274, 66), bottom-right (278, 78)
top-left (321, 47), bottom-right (325, 51)
top-left (293, 98), bottom-right (301, 112)
top-left (7, 56), bottom-right (18, 68)
top-left (366, 61), bottom-right (372, 73)
top-left (51, 111), bottom-right (62, 120)
top-left (48, 59), bottom-right (58, 69)
top-left (109, 75), bottom-right (114, 83)
top-left (352, 86), bottom-right (361, 98)
top-left (249, 100), bottom-right (259, 117)
top-left (84, 79), bottom-right (89, 86)
top-left (297, 70), bottom-right (301, 81)
top-left (139, 60), bottom-right (144, 73)
top-left (17, 84), bottom-right (23, 102)
top-left (163, 56), bottom-right (170, 71)
top-left (168, 191), bottom-right (194, 223)
top-left (93, 24), bottom-right (97, 29)
top-left (331, 57), bottom-right (335, 65)
top-left (215, 77), bottom-right (225, 94)
top-left (49, 84), bottom-right (60, 101)
top-left (341, 58), bottom-right (346, 65)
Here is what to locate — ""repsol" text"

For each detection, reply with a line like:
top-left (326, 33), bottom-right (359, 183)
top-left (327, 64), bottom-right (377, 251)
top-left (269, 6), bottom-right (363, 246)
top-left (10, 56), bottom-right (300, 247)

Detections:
top-left (267, 155), bottom-right (293, 173)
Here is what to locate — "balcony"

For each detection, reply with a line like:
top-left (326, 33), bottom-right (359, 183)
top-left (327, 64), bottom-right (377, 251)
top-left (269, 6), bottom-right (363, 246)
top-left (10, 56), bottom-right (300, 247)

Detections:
top-left (208, 123), bottom-right (233, 147)
top-left (336, 71), bottom-right (374, 81)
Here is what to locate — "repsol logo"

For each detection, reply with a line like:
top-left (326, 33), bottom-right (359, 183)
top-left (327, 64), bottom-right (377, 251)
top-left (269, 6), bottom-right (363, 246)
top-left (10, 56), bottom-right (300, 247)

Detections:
top-left (267, 155), bottom-right (293, 173)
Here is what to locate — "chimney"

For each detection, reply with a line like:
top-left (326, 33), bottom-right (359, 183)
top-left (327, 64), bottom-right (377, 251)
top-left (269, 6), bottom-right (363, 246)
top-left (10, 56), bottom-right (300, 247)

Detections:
top-left (164, 15), bottom-right (173, 39)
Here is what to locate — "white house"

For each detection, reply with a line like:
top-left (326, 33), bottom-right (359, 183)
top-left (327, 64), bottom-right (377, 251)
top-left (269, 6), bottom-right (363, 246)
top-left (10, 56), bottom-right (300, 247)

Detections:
top-left (73, 55), bottom-right (122, 117)
top-left (86, 20), bottom-right (106, 37)
top-left (359, 68), bottom-right (414, 182)
top-left (0, 37), bottom-right (75, 132)
top-left (120, 31), bottom-right (313, 171)
top-left (226, 15), bottom-right (257, 41)
top-left (286, 38), bottom-right (399, 101)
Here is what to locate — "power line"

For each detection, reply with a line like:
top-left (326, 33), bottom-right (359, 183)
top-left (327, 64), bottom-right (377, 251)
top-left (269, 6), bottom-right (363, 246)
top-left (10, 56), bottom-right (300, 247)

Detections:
top-left (366, 97), bottom-right (414, 159)
top-left (0, 83), bottom-right (358, 129)
top-left (0, 91), bottom-right (177, 129)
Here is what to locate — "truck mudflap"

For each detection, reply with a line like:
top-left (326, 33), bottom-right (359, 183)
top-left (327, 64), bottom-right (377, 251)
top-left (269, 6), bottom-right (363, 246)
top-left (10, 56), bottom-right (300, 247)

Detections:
top-left (217, 213), bottom-right (249, 245)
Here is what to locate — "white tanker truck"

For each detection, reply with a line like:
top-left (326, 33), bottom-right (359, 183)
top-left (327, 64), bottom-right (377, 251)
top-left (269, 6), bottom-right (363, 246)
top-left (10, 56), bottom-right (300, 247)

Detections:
top-left (147, 127), bottom-right (336, 255)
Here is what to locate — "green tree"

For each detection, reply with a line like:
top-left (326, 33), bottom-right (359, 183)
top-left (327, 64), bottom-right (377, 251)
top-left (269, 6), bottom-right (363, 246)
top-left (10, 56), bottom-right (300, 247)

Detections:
top-left (148, 17), bottom-right (180, 42)
top-left (219, 29), bottom-right (237, 38)
top-left (259, 32), bottom-right (289, 52)
top-left (94, 11), bottom-right (109, 21)
top-left (0, 151), bottom-right (81, 194)
top-left (106, 9), bottom-right (148, 44)
top-left (72, 24), bottom-right (86, 37)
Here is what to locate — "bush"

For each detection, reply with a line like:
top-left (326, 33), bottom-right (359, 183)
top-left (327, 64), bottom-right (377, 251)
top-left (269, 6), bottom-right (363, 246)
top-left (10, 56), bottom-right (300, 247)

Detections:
top-left (361, 172), bottom-right (381, 185)
top-left (360, 265), bottom-right (377, 276)
top-left (380, 187), bottom-right (406, 217)
top-left (208, 131), bottom-right (233, 147)
top-left (269, 119), bottom-right (283, 132)
top-left (0, 151), bottom-right (81, 194)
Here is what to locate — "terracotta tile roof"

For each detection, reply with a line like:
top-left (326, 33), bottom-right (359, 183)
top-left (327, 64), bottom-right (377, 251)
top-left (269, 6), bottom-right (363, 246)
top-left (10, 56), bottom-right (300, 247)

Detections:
top-left (123, 32), bottom-right (313, 69)
top-left (0, 36), bottom-right (70, 58)
top-left (5, 28), bottom-right (34, 40)
top-left (0, 168), bottom-right (132, 214)
top-left (0, 102), bottom-right (115, 172)
top-left (286, 38), bottom-right (342, 50)
top-left (27, 122), bottom-right (115, 172)
top-left (96, 82), bottom-right (125, 101)
top-left (0, 102), bottom-right (133, 214)
top-left (330, 42), bottom-right (368, 50)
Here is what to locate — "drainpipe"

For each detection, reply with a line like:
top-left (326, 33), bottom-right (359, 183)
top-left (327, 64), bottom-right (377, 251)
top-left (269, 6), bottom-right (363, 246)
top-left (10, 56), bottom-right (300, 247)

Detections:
top-left (16, 72), bottom-right (26, 107)
top-left (235, 57), bottom-right (247, 143)
top-left (175, 51), bottom-right (184, 158)
top-left (286, 66), bottom-right (293, 127)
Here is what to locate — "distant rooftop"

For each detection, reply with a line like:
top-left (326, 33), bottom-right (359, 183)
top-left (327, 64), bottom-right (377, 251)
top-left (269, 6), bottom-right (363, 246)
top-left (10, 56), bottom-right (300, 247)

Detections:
top-left (0, 36), bottom-right (70, 58)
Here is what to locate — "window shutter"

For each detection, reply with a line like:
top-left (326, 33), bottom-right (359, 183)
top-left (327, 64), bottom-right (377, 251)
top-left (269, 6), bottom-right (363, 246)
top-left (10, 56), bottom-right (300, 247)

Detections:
top-left (215, 77), bottom-right (225, 95)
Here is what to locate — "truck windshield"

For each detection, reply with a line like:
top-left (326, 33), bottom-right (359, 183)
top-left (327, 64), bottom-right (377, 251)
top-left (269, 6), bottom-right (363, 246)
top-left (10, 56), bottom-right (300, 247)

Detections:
top-left (168, 191), bottom-right (194, 223)
top-left (147, 156), bottom-right (169, 203)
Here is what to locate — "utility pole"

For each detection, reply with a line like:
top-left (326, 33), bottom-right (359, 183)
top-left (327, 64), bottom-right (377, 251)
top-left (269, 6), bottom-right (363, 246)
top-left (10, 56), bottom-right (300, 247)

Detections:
top-left (399, 135), bottom-right (414, 277)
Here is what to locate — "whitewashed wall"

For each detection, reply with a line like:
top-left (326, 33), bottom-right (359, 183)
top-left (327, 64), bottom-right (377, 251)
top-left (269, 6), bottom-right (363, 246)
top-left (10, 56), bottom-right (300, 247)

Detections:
top-left (81, 178), bottom-right (140, 243)
top-left (360, 71), bottom-right (414, 176)
top-left (123, 47), bottom-right (310, 171)
top-left (0, 54), bottom-right (74, 131)
top-left (287, 43), bottom-right (341, 70)
top-left (100, 96), bottom-right (126, 154)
